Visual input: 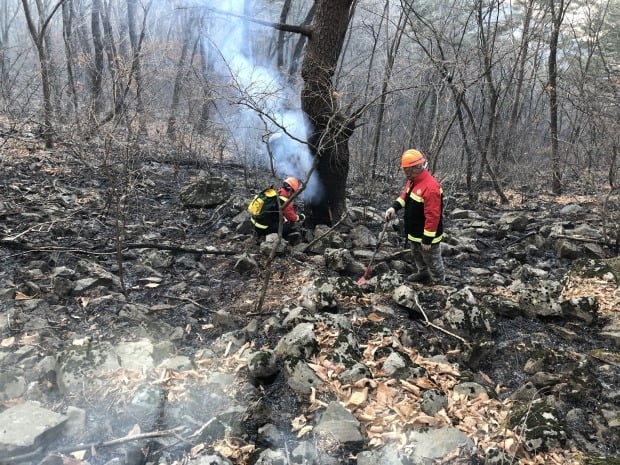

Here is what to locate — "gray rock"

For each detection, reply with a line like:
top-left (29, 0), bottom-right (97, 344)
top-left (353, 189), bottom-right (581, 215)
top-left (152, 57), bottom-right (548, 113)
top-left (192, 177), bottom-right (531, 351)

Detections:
top-left (408, 426), bottom-right (474, 464)
top-left (453, 382), bottom-right (487, 399)
top-left (517, 280), bottom-right (563, 318)
top-left (180, 176), bottom-right (231, 208)
top-left (554, 239), bottom-right (581, 259)
top-left (260, 233), bottom-right (288, 257)
top-left (248, 350), bottom-right (278, 379)
top-left (0, 373), bottom-right (26, 401)
top-left (0, 401), bottom-right (67, 458)
top-left (382, 352), bottom-right (407, 377)
top-left (258, 423), bottom-right (284, 448)
top-left (559, 204), bottom-right (585, 216)
top-left (275, 322), bottom-right (317, 360)
top-left (115, 339), bottom-right (155, 371)
top-left (560, 296), bottom-right (598, 325)
top-left (189, 452), bottom-right (233, 465)
top-left (157, 355), bottom-right (193, 371)
top-left (357, 446), bottom-right (412, 465)
top-left (314, 401), bottom-right (363, 445)
top-left (64, 406), bottom-right (87, 437)
top-left (439, 287), bottom-right (496, 339)
top-left (234, 253), bottom-right (258, 274)
top-left (283, 359), bottom-right (322, 395)
top-left (210, 330), bottom-right (249, 356)
top-left (338, 363), bottom-right (371, 384)
top-left (392, 285), bottom-right (417, 310)
top-left (421, 389), bottom-right (447, 415)
top-left (507, 399), bottom-right (566, 452)
top-left (499, 212), bottom-right (530, 231)
top-left (351, 224), bottom-right (379, 248)
top-left (252, 448), bottom-right (287, 465)
top-left (56, 342), bottom-right (121, 394)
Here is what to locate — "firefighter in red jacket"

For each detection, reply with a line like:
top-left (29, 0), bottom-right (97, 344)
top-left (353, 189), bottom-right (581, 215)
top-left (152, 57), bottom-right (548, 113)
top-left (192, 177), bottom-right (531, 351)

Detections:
top-left (251, 177), bottom-right (304, 238)
top-left (385, 150), bottom-right (445, 284)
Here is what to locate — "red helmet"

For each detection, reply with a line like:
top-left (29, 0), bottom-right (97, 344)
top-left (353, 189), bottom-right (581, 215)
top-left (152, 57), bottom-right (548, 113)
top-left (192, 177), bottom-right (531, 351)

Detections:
top-left (283, 177), bottom-right (300, 192)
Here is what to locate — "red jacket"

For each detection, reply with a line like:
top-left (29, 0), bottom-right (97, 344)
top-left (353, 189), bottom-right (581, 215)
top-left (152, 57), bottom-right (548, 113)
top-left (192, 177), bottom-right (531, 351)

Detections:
top-left (278, 187), bottom-right (299, 223)
top-left (392, 169), bottom-right (443, 244)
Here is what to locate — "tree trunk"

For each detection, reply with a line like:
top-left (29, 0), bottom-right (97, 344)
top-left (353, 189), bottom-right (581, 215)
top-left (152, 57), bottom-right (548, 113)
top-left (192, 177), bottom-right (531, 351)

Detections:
top-left (167, 13), bottom-right (192, 140)
top-left (195, 24), bottom-right (214, 135)
top-left (288, 5), bottom-right (315, 79)
top-left (276, 0), bottom-right (292, 69)
top-left (61, 0), bottom-right (80, 122)
top-left (371, 4), bottom-right (405, 179)
top-left (301, 0), bottom-right (356, 225)
top-left (548, 0), bottom-right (570, 195)
top-left (21, 0), bottom-right (60, 148)
top-left (99, 0), bottom-right (122, 119)
top-left (0, 2), bottom-right (19, 99)
top-left (90, 0), bottom-right (104, 118)
top-left (127, 0), bottom-right (146, 134)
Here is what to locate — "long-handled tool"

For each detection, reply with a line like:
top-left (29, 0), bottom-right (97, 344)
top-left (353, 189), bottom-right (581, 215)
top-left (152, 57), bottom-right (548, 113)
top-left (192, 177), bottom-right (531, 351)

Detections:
top-left (357, 220), bottom-right (390, 285)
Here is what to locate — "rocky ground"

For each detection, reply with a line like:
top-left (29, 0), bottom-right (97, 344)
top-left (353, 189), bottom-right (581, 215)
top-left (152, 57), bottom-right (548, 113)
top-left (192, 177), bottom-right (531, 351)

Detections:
top-left (0, 129), bottom-right (619, 465)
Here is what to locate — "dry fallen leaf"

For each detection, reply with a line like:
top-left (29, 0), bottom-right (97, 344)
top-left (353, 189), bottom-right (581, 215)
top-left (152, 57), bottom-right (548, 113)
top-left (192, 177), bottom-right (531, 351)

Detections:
top-left (368, 312), bottom-right (384, 322)
top-left (1, 337), bottom-right (15, 348)
top-left (190, 443), bottom-right (205, 457)
top-left (297, 425), bottom-right (313, 437)
top-left (346, 387), bottom-right (368, 407)
top-left (15, 291), bottom-right (33, 300)
top-left (291, 414), bottom-right (307, 431)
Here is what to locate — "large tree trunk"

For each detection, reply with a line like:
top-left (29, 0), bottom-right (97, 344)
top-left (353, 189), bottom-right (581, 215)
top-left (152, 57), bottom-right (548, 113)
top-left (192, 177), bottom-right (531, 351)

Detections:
top-left (167, 12), bottom-right (192, 140)
top-left (549, 0), bottom-right (570, 195)
top-left (301, 0), bottom-right (356, 225)
top-left (61, 0), bottom-right (80, 122)
top-left (127, 0), bottom-right (146, 135)
top-left (21, 0), bottom-right (60, 149)
top-left (90, 0), bottom-right (104, 120)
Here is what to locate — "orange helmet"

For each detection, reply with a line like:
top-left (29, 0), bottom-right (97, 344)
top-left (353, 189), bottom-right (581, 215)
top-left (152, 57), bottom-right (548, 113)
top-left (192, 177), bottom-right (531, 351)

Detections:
top-left (283, 177), bottom-right (300, 192)
top-left (401, 149), bottom-right (426, 168)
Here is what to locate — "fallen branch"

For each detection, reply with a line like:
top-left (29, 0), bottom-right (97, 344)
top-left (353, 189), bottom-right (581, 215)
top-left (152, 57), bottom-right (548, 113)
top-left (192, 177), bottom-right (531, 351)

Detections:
top-left (157, 294), bottom-right (211, 312)
top-left (122, 242), bottom-right (238, 255)
top-left (1, 427), bottom-right (185, 464)
top-left (551, 234), bottom-right (612, 245)
top-left (413, 294), bottom-right (468, 344)
top-left (301, 212), bottom-right (349, 253)
top-left (0, 240), bottom-right (239, 256)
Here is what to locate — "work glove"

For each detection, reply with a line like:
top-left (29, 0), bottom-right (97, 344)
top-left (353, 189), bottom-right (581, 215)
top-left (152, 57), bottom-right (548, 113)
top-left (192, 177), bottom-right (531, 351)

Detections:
top-left (384, 207), bottom-right (396, 222)
top-left (298, 213), bottom-right (306, 222)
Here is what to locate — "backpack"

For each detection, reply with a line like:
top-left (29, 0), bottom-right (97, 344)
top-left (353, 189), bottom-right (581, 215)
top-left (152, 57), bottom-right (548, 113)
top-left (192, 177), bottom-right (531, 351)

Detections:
top-left (247, 187), bottom-right (279, 217)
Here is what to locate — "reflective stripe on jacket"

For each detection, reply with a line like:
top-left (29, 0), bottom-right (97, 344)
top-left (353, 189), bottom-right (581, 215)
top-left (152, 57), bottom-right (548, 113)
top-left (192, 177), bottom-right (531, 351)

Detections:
top-left (252, 187), bottom-right (298, 229)
top-left (392, 169), bottom-right (443, 244)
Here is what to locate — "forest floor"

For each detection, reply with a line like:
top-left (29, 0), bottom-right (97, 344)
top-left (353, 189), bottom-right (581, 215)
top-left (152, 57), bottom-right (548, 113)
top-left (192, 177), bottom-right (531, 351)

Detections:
top-left (0, 127), bottom-right (619, 465)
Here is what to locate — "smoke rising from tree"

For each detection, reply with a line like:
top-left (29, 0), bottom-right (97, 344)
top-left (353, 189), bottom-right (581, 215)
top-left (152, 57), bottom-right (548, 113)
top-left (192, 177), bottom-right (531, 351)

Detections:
top-left (203, 0), bottom-right (323, 202)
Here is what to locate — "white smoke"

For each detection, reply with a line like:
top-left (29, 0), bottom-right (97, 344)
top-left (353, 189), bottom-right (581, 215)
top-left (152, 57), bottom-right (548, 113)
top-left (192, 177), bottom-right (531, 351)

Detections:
top-left (202, 0), bottom-right (323, 202)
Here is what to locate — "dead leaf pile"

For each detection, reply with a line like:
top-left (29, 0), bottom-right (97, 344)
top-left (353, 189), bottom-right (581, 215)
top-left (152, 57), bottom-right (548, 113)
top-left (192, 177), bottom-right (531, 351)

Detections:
top-left (307, 323), bottom-right (585, 464)
top-left (561, 274), bottom-right (619, 316)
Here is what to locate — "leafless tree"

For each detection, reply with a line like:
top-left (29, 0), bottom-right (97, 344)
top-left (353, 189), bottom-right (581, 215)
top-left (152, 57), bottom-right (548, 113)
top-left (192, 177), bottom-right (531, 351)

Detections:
top-left (548, 0), bottom-right (571, 194)
top-left (21, 0), bottom-right (65, 148)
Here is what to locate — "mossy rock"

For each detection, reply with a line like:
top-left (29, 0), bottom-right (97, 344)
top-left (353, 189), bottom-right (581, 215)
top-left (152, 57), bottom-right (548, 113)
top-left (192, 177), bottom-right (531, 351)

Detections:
top-left (589, 349), bottom-right (620, 364)
top-left (374, 270), bottom-right (404, 294)
top-left (311, 276), bottom-right (363, 310)
top-left (584, 457), bottom-right (620, 465)
top-left (507, 399), bottom-right (567, 452)
top-left (566, 258), bottom-right (619, 282)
